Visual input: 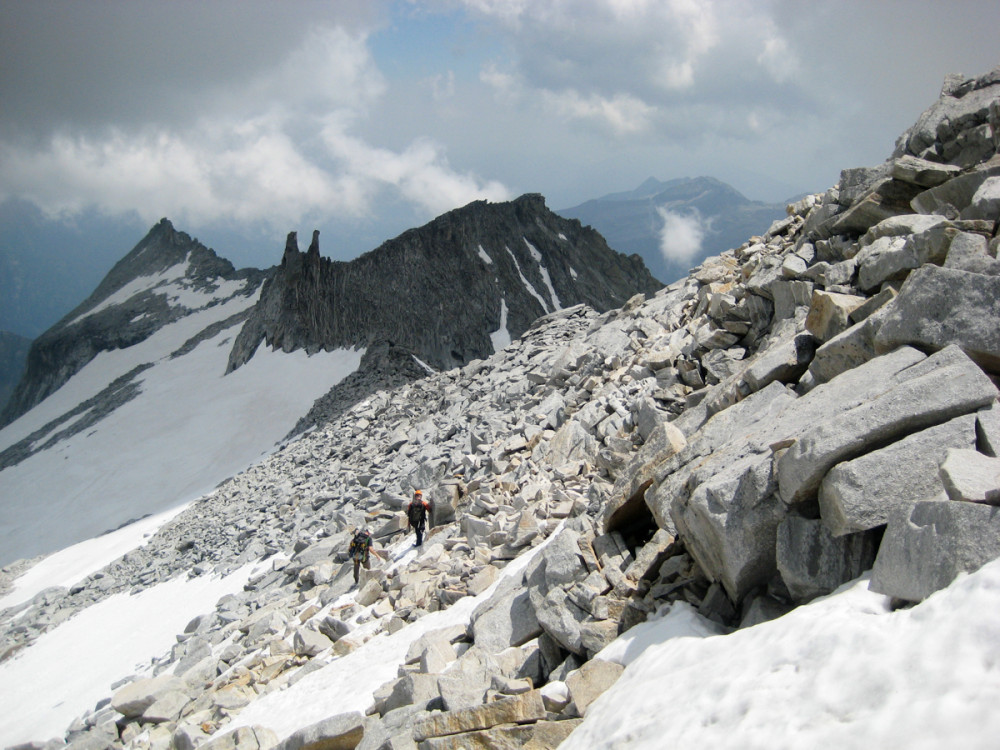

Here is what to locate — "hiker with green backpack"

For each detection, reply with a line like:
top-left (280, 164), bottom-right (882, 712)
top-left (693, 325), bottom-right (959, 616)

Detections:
top-left (348, 528), bottom-right (383, 584)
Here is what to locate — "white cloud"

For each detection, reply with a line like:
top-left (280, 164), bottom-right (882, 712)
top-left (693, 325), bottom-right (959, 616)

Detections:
top-left (757, 32), bottom-right (798, 84)
top-left (318, 127), bottom-right (511, 217)
top-left (544, 89), bottom-right (656, 135)
top-left (651, 0), bottom-right (719, 90)
top-left (0, 24), bottom-right (510, 238)
top-left (429, 71), bottom-right (457, 101)
top-left (459, 0), bottom-right (804, 138)
top-left (0, 121), bottom-right (352, 229)
top-left (657, 207), bottom-right (704, 264)
top-left (480, 63), bottom-right (520, 100)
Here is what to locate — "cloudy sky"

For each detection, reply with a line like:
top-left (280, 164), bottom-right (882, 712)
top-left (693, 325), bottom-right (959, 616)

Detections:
top-left (1, 0), bottom-right (998, 268)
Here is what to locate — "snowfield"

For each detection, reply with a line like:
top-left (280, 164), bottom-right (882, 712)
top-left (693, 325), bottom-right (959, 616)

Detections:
top-left (0, 294), bottom-right (365, 564)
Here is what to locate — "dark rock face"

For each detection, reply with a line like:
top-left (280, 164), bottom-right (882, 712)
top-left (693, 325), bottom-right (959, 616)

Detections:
top-left (227, 194), bottom-right (661, 373)
top-left (0, 220), bottom-right (266, 427)
top-left (0, 331), bottom-right (31, 413)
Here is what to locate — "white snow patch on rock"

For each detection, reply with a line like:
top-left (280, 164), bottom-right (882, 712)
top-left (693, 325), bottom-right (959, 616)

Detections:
top-left (505, 246), bottom-right (550, 313)
top-left (525, 238), bottom-right (562, 311)
top-left (491, 297), bottom-right (512, 352)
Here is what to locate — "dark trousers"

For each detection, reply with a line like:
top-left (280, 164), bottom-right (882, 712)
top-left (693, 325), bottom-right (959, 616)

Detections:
top-left (353, 556), bottom-right (369, 583)
top-left (415, 522), bottom-right (425, 546)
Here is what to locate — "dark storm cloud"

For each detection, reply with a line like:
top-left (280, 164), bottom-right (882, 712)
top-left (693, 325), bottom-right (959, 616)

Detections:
top-left (0, 0), bottom-right (381, 134)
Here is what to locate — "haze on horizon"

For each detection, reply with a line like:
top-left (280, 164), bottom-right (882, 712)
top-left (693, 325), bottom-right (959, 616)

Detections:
top-left (1, 0), bottom-right (998, 273)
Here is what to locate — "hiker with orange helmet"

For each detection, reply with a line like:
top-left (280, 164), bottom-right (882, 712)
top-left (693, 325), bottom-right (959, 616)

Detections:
top-left (406, 489), bottom-right (431, 547)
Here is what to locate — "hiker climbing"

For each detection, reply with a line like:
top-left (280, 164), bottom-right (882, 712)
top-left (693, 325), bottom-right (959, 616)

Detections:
top-left (348, 527), bottom-right (382, 584)
top-left (407, 489), bottom-right (431, 547)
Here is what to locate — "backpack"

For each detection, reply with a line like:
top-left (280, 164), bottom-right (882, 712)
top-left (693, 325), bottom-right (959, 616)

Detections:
top-left (407, 499), bottom-right (428, 526)
top-left (349, 531), bottom-right (370, 558)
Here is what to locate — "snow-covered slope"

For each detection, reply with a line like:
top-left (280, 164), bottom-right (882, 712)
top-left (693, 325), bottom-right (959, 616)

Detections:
top-left (0, 257), bottom-right (364, 565)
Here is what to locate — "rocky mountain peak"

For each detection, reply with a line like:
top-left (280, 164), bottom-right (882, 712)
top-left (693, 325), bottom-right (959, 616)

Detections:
top-left (226, 193), bottom-right (661, 377)
top-left (0, 222), bottom-right (266, 428)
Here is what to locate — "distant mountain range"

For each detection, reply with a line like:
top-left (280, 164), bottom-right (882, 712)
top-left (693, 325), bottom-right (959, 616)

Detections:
top-left (0, 175), bottom-right (785, 414)
top-left (557, 176), bottom-right (793, 283)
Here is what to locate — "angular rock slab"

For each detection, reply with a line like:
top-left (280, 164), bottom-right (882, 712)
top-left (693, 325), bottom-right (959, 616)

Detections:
top-left (875, 264), bottom-right (1000, 373)
top-left (977, 403), bottom-right (1000, 457)
top-left (604, 422), bottom-right (686, 534)
top-left (540, 526), bottom-right (588, 587)
top-left (671, 451), bottom-right (783, 602)
top-left (111, 673), bottom-right (187, 718)
top-left (565, 659), bottom-right (625, 716)
top-left (274, 711), bottom-right (365, 750)
top-left (939, 448), bottom-right (1000, 504)
top-left (818, 414), bottom-right (977, 536)
top-left (805, 290), bottom-right (866, 343)
top-left (531, 586), bottom-right (588, 655)
top-left (830, 178), bottom-right (923, 236)
top-left (776, 516), bottom-right (879, 603)
top-left (470, 577), bottom-right (542, 655)
top-left (911, 165), bottom-right (1000, 216)
top-left (413, 689), bottom-right (547, 742)
top-left (805, 303), bottom-right (893, 385)
top-left (202, 727), bottom-right (280, 750)
top-left (436, 647), bottom-right (496, 712)
top-left (741, 332), bottom-right (816, 393)
top-left (870, 500), bottom-right (1000, 602)
top-left (890, 154), bottom-right (961, 187)
top-left (417, 719), bottom-right (582, 750)
top-left (778, 345), bottom-right (997, 505)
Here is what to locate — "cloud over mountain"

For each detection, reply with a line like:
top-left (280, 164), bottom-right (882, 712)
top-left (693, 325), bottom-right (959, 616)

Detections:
top-left (657, 207), bottom-right (706, 264)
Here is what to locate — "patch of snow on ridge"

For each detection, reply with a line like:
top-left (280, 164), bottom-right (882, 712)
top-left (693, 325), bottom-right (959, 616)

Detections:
top-left (67, 258), bottom-right (191, 326)
top-left (477, 245), bottom-right (494, 264)
top-left (413, 356), bottom-right (435, 375)
top-left (563, 563), bottom-right (1000, 750)
top-left (68, 257), bottom-right (251, 328)
top-left (570, 266), bottom-right (578, 279)
top-left (505, 246), bottom-right (550, 313)
top-left (491, 297), bottom-right (512, 352)
top-left (524, 238), bottom-right (562, 311)
top-left (159, 276), bottom-right (248, 311)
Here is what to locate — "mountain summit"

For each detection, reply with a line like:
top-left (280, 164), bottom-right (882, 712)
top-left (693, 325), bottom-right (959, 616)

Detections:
top-left (0, 220), bottom-right (266, 427)
top-left (558, 176), bottom-right (788, 284)
top-left (227, 194), bottom-right (660, 374)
